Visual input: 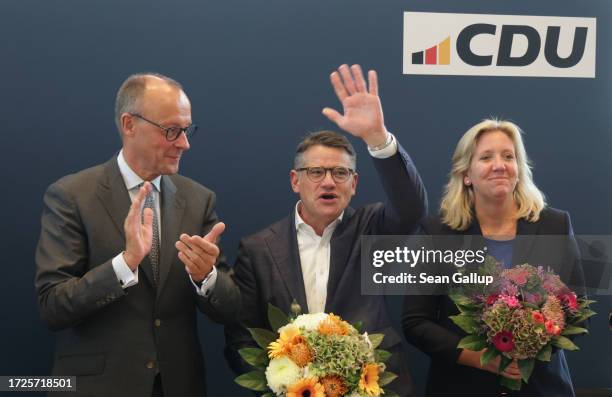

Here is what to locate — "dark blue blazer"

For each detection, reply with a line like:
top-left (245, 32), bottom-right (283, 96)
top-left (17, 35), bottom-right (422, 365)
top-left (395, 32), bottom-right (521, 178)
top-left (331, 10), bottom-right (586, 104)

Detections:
top-left (224, 144), bottom-right (427, 397)
top-left (402, 208), bottom-right (586, 397)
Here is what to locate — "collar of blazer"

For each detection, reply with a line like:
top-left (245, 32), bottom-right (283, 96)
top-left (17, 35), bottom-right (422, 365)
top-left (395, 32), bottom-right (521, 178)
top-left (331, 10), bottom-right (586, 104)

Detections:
top-left (263, 206), bottom-right (359, 314)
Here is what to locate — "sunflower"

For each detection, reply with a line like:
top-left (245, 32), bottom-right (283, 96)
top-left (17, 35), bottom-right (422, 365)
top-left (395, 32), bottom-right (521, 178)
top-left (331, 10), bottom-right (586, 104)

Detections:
top-left (317, 313), bottom-right (350, 336)
top-left (359, 363), bottom-right (383, 396)
top-left (268, 325), bottom-right (302, 358)
top-left (287, 377), bottom-right (325, 397)
top-left (320, 374), bottom-right (348, 397)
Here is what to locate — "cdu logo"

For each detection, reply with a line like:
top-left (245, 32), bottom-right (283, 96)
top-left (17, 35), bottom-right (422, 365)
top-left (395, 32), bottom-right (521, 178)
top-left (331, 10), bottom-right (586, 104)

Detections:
top-left (403, 12), bottom-right (596, 78)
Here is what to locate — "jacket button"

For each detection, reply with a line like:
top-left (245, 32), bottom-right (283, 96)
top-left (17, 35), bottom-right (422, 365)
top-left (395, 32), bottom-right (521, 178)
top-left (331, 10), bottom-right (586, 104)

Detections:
top-left (146, 361), bottom-right (155, 369)
top-left (154, 319), bottom-right (161, 327)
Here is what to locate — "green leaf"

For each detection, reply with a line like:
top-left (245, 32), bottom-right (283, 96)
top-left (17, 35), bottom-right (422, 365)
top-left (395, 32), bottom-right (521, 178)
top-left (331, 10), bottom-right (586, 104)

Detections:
top-left (536, 344), bottom-right (552, 362)
top-left (368, 333), bottom-right (385, 349)
top-left (261, 394), bottom-right (275, 397)
top-left (382, 391), bottom-right (400, 397)
top-left (518, 359), bottom-right (535, 383)
top-left (500, 377), bottom-right (522, 391)
top-left (234, 370), bottom-right (268, 392)
top-left (449, 314), bottom-right (478, 333)
top-left (248, 327), bottom-right (277, 350)
top-left (375, 349), bottom-right (392, 363)
top-left (457, 335), bottom-right (487, 351)
top-left (456, 302), bottom-right (483, 314)
top-left (561, 325), bottom-right (588, 336)
top-left (552, 336), bottom-right (579, 351)
top-left (449, 293), bottom-right (473, 307)
top-left (267, 303), bottom-right (289, 332)
top-left (522, 302), bottom-right (539, 310)
top-left (238, 347), bottom-right (268, 369)
top-left (480, 347), bottom-right (499, 367)
top-left (352, 321), bottom-right (363, 333)
top-left (498, 355), bottom-right (512, 372)
top-left (573, 309), bottom-right (597, 324)
top-left (579, 299), bottom-right (597, 308)
top-left (378, 371), bottom-right (398, 387)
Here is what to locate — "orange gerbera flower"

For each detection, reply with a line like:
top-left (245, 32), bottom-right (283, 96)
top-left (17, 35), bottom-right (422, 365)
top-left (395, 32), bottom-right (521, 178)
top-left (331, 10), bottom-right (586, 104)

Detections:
top-left (320, 374), bottom-right (348, 397)
top-left (268, 325), bottom-right (301, 358)
top-left (287, 377), bottom-right (325, 397)
top-left (317, 313), bottom-right (350, 336)
top-left (359, 363), bottom-right (383, 396)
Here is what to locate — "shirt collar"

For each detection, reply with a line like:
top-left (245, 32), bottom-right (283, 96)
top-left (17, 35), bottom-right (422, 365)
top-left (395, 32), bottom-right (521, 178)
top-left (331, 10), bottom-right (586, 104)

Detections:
top-left (117, 149), bottom-right (162, 192)
top-left (294, 201), bottom-right (344, 232)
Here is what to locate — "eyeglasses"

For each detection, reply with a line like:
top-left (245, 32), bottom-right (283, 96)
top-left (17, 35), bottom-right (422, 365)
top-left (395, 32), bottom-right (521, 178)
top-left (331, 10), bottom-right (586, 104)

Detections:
top-left (295, 166), bottom-right (355, 183)
top-left (130, 113), bottom-right (197, 142)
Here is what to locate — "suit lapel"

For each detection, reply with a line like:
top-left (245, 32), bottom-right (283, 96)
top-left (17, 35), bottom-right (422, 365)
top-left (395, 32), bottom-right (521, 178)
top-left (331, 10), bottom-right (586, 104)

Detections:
top-left (325, 207), bottom-right (355, 312)
top-left (96, 156), bottom-right (158, 286)
top-left (96, 157), bottom-right (130, 240)
top-left (158, 175), bottom-right (185, 297)
top-left (513, 218), bottom-right (540, 264)
top-left (265, 215), bottom-right (308, 314)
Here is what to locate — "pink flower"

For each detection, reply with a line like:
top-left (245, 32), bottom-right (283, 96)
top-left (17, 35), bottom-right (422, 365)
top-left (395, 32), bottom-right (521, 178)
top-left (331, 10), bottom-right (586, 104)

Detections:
top-left (545, 320), bottom-right (562, 335)
top-left (486, 294), bottom-right (499, 305)
top-left (492, 331), bottom-right (515, 352)
top-left (499, 295), bottom-right (520, 308)
top-left (532, 311), bottom-right (545, 324)
top-left (514, 273), bottom-right (528, 286)
top-left (560, 293), bottom-right (578, 311)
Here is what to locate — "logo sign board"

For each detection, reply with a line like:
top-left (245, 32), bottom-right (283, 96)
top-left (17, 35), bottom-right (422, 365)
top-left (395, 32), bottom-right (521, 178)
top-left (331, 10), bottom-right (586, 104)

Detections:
top-left (403, 12), bottom-right (596, 78)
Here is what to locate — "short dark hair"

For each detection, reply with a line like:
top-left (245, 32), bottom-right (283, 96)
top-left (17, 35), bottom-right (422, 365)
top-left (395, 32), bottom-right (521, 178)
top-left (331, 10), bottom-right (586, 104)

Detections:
top-left (294, 130), bottom-right (356, 169)
top-left (114, 73), bottom-right (183, 134)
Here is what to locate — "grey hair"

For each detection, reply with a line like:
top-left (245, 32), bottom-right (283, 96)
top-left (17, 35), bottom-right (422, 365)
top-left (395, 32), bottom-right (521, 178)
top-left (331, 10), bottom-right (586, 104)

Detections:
top-left (294, 130), bottom-right (357, 169)
top-left (114, 72), bottom-right (183, 135)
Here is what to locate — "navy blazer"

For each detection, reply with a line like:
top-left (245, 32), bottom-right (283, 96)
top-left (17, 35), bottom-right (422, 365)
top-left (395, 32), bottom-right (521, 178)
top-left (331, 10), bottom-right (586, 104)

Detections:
top-left (402, 208), bottom-right (586, 397)
top-left (224, 144), bottom-right (427, 397)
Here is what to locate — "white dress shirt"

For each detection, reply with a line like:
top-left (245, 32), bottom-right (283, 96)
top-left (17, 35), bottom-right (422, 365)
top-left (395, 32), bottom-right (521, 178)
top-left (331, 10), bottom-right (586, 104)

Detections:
top-left (295, 203), bottom-right (342, 314)
top-left (111, 150), bottom-right (217, 296)
top-left (294, 132), bottom-right (398, 313)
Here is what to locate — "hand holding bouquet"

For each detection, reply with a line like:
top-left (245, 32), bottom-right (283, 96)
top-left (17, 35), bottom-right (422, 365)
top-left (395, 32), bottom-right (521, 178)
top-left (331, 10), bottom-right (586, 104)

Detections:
top-left (450, 258), bottom-right (595, 390)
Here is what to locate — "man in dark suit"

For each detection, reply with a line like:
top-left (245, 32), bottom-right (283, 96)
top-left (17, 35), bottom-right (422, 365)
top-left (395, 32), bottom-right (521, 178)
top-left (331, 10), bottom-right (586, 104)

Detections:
top-left (224, 64), bottom-right (427, 396)
top-left (35, 73), bottom-right (240, 397)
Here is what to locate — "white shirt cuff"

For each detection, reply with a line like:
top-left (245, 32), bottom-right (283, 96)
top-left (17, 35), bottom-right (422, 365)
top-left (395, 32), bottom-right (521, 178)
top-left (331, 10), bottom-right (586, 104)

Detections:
top-left (368, 133), bottom-right (398, 159)
top-left (191, 266), bottom-right (218, 297)
top-left (112, 252), bottom-right (139, 288)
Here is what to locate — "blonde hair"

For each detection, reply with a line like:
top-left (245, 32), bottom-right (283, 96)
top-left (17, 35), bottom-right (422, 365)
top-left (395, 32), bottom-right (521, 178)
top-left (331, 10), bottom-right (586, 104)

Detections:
top-left (440, 119), bottom-right (546, 230)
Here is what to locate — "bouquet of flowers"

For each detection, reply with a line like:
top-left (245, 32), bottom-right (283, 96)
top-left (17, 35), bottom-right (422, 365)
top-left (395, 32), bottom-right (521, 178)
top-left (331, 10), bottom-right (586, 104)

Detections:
top-left (235, 304), bottom-right (398, 397)
top-left (449, 257), bottom-right (595, 390)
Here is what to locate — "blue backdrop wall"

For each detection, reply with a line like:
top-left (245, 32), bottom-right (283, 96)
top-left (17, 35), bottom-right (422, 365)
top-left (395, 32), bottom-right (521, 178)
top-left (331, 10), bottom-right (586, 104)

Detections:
top-left (1, 0), bottom-right (610, 395)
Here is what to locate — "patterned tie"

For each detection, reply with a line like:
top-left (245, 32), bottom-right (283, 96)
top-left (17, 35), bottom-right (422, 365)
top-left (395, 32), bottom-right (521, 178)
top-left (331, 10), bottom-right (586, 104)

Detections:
top-left (143, 186), bottom-right (160, 285)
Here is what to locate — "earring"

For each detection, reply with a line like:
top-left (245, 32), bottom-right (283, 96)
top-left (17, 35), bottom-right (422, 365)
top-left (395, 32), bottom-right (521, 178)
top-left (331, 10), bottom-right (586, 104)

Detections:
top-left (464, 177), bottom-right (471, 186)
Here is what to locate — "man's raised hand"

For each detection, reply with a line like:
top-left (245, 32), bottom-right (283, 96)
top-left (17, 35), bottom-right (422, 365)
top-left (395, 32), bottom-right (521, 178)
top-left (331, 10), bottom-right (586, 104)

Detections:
top-left (322, 64), bottom-right (389, 148)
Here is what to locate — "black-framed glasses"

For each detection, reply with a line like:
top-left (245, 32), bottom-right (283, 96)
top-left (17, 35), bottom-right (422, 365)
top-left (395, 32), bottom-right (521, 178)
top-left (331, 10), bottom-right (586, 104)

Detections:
top-left (295, 166), bottom-right (355, 183)
top-left (130, 113), bottom-right (197, 142)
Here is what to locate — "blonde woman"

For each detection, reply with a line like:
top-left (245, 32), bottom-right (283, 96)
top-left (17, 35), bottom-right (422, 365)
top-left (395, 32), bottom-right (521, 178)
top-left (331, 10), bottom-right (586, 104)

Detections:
top-left (402, 119), bottom-right (585, 397)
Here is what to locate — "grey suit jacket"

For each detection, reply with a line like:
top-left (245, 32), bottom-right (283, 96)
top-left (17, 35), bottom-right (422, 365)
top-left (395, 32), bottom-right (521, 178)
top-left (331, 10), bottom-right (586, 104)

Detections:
top-left (35, 156), bottom-right (240, 397)
top-left (224, 145), bottom-right (427, 397)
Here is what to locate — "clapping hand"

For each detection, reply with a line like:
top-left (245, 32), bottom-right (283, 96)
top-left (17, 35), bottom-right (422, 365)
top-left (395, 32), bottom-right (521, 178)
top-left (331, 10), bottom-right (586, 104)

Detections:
top-left (123, 182), bottom-right (153, 271)
top-left (176, 222), bottom-right (225, 282)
